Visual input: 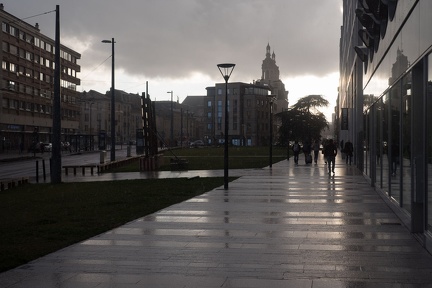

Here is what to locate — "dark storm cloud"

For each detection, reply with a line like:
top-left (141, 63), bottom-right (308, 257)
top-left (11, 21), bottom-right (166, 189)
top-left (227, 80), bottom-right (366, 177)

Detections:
top-left (2, 0), bottom-right (341, 82)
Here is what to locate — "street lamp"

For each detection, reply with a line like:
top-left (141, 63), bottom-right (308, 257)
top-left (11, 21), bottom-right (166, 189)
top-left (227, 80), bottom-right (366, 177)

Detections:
top-left (267, 95), bottom-right (276, 168)
top-left (102, 38), bottom-right (115, 161)
top-left (89, 102), bottom-right (94, 150)
top-left (217, 63), bottom-right (235, 190)
top-left (167, 91), bottom-right (173, 147)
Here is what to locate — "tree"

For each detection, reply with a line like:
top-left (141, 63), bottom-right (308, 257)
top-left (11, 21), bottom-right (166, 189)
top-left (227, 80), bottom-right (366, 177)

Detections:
top-left (276, 95), bottom-right (329, 146)
top-left (291, 95), bottom-right (329, 114)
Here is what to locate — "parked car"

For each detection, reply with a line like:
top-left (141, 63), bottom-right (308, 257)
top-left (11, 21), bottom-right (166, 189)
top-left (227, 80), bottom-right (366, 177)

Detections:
top-left (190, 140), bottom-right (204, 148)
top-left (61, 142), bottom-right (71, 151)
top-left (43, 143), bottom-right (52, 152)
top-left (28, 142), bottom-right (43, 153)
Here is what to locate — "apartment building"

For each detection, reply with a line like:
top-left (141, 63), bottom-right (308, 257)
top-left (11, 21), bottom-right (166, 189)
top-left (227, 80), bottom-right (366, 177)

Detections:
top-left (204, 82), bottom-right (274, 146)
top-left (79, 89), bottom-right (142, 150)
top-left (0, 4), bottom-right (80, 152)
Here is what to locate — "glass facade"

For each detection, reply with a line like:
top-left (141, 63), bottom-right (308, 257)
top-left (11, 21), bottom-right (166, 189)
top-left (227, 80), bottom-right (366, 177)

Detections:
top-left (357, 1), bottom-right (432, 240)
top-left (428, 53), bottom-right (432, 232)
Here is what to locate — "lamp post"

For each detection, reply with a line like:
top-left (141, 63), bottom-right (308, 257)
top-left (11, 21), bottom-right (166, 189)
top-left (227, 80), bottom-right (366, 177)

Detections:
top-left (267, 95), bottom-right (276, 168)
top-left (217, 63), bottom-right (235, 190)
top-left (102, 38), bottom-right (115, 161)
top-left (89, 102), bottom-right (94, 150)
top-left (167, 91), bottom-right (173, 147)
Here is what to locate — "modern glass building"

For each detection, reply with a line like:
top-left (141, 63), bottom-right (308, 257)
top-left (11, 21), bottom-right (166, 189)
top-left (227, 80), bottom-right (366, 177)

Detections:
top-left (339, 0), bottom-right (432, 252)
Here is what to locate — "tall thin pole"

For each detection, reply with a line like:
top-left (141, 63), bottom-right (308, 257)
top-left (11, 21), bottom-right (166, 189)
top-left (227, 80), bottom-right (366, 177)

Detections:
top-left (51, 5), bottom-right (61, 183)
top-left (217, 63), bottom-right (235, 190)
top-left (167, 91), bottom-right (173, 147)
top-left (224, 79), bottom-right (229, 189)
top-left (110, 38), bottom-right (115, 161)
top-left (269, 100), bottom-right (273, 168)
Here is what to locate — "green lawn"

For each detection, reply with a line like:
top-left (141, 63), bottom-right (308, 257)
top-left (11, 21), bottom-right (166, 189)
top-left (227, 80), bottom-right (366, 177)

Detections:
top-left (112, 146), bottom-right (289, 172)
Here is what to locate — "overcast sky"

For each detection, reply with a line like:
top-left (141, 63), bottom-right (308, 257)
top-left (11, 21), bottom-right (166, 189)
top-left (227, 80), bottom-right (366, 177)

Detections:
top-left (3, 0), bottom-right (342, 120)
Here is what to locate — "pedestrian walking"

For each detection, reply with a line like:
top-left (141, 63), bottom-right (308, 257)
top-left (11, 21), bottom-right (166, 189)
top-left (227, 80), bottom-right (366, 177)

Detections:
top-left (313, 140), bottom-right (320, 164)
top-left (391, 142), bottom-right (399, 176)
top-left (303, 140), bottom-right (312, 164)
top-left (340, 140), bottom-right (345, 160)
top-left (344, 139), bottom-right (353, 165)
top-left (292, 140), bottom-right (301, 165)
top-left (324, 139), bottom-right (337, 174)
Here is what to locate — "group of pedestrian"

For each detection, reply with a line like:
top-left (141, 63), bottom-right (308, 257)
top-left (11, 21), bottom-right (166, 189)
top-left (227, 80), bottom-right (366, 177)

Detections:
top-left (291, 138), bottom-right (353, 174)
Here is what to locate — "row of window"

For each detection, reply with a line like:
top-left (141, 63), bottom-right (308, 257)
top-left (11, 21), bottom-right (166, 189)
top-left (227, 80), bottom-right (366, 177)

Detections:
top-left (3, 79), bottom-right (77, 104)
top-left (207, 98), bottom-right (272, 108)
top-left (2, 22), bottom-right (78, 63)
top-left (2, 97), bottom-right (78, 118)
top-left (215, 87), bottom-right (270, 96)
top-left (2, 42), bottom-right (78, 78)
top-left (3, 62), bottom-right (77, 92)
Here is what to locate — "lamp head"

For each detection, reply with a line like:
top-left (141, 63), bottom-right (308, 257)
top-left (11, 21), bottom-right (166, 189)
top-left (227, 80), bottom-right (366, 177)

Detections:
top-left (217, 63), bottom-right (235, 82)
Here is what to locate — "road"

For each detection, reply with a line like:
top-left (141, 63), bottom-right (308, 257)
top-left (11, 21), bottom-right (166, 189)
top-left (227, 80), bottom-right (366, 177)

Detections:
top-left (0, 147), bottom-right (136, 181)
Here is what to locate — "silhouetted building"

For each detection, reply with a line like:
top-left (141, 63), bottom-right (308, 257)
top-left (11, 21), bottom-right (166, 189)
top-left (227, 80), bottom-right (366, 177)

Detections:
top-left (204, 82), bottom-right (273, 146)
top-left (255, 43), bottom-right (288, 113)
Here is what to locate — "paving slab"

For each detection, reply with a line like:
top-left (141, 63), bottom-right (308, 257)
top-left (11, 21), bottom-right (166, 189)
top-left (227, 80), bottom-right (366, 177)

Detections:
top-left (1, 157), bottom-right (432, 287)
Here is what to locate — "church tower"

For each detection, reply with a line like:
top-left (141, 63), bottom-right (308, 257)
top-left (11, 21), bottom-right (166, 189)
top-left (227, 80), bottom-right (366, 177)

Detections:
top-left (261, 43), bottom-right (280, 81)
top-left (257, 43), bottom-right (288, 111)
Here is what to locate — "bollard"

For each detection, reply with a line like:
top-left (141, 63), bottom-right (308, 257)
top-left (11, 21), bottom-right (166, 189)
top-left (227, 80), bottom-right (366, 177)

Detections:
top-left (42, 159), bottom-right (46, 181)
top-left (36, 160), bottom-right (39, 183)
top-left (100, 150), bottom-right (106, 164)
top-left (127, 145), bottom-right (131, 157)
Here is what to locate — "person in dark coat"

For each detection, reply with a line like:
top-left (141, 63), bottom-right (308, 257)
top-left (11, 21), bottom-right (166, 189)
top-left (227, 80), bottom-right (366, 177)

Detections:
top-left (324, 139), bottom-right (338, 174)
top-left (344, 140), bottom-right (354, 165)
top-left (302, 140), bottom-right (312, 164)
top-left (292, 140), bottom-right (301, 165)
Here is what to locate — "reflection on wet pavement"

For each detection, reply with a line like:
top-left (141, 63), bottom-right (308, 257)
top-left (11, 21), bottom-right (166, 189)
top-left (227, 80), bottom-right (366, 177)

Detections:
top-left (1, 158), bottom-right (432, 287)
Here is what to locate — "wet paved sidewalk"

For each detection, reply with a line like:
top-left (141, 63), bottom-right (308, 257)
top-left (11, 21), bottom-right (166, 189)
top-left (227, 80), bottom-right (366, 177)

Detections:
top-left (1, 158), bottom-right (432, 287)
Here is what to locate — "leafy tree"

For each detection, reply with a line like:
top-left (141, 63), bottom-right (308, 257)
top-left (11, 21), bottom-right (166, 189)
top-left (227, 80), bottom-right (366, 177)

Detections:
top-left (291, 94), bottom-right (329, 113)
top-left (276, 95), bottom-right (329, 146)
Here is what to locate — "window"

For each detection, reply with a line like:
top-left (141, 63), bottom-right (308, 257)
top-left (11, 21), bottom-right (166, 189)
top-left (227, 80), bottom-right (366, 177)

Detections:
top-left (26, 52), bottom-right (33, 61)
top-left (207, 100), bottom-right (212, 107)
top-left (2, 42), bottom-right (7, 52)
top-left (25, 68), bottom-right (32, 78)
top-left (9, 45), bottom-right (17, 55)
top-left (26, 34), bottom-right (33, 44)
top-left (217, 88), bottom-right (222, 95)
top-left (9, 25), bottom-right (16, 36)
top-left (2, 61), bottom-right (7, 70)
